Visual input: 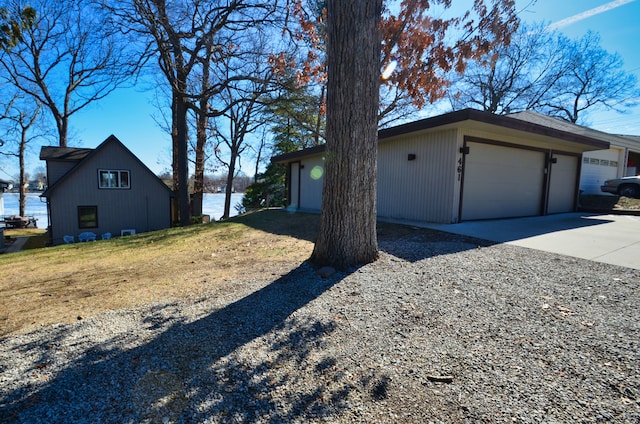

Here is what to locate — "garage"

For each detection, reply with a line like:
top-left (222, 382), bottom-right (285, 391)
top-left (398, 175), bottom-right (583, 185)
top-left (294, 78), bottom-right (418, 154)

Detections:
top-left (273, 109), bottom-right (610, 224)
top-left (461, 141), bottom-right (546, 220)
top-left (460, 140), bottom-right (581, 221)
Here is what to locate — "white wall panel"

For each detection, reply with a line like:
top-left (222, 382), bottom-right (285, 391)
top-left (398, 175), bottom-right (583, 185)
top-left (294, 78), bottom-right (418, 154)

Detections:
top-left (547, 154), bottom-right (579, 214)
top-left (298, 155), bottom-right (324, 211)
top-left (377, 129), bottom-right (459, 223)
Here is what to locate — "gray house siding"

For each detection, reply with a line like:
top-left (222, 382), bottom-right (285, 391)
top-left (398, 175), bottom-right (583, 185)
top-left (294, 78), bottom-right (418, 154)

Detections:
top-left (288, 130), bottom-right (460, 222)
top-left (43, 136), bottom-right (173, 245)
top-left (47, 161), bottom-right (78, 185)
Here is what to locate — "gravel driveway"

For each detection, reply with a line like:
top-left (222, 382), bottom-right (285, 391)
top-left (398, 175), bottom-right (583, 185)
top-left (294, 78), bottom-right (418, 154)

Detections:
top-left (1, 231), bottom-right (639, 423)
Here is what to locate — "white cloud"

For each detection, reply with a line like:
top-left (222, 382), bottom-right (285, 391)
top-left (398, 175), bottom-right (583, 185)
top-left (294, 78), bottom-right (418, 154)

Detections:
top-left (547, 0), bottom-right (636, 30)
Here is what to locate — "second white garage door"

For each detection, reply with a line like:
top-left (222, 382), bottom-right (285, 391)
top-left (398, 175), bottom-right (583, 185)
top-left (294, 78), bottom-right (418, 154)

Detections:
top-left (461, 142), bottom-right (546, 221)
top-left (547, 154), bottom-right (579, 214)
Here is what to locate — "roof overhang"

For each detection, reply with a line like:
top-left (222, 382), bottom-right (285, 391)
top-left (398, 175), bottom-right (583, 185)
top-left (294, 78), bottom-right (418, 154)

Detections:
top-left (39, 146), bottom-right (93, 161)
top-left (271, 109), bottom-right (610, 163)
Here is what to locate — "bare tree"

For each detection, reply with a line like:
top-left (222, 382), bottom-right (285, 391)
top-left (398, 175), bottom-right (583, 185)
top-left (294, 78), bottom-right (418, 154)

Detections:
top-left (0, 0), bottom-right (136, 147)
top-left (106, 0), bottom-right (280, 226)
top-left (449, 26), bottom-right (639, 124)
top-left (0, 95), bottom-right (44, 216)
top-left (212, 58), bottom-right (273, 219)
top-left (540, 31), bottom-right (639, 123)
top-left (190, 36), bottom-right (214, 218)
top-left (449, 23), bottom-right (566, 114)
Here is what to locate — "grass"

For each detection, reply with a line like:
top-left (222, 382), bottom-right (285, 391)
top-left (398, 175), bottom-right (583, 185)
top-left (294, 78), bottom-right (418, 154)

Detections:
top-left (3, 199), bottom-right (638, 338)
top-left (3, 228), bottom-right (49, 250)
top-left (0, 210), bottom-right (319, 337)
top-left (615, 195), bottom-right (640, 209)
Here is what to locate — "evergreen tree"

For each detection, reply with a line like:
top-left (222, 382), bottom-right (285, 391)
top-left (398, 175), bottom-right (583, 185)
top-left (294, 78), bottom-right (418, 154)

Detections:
top-left (242, 79), bottom-right (324, 211)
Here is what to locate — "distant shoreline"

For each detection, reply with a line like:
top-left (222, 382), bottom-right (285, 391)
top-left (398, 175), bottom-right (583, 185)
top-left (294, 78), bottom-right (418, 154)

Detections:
top-left (1, 192), bottom-right (245, 225)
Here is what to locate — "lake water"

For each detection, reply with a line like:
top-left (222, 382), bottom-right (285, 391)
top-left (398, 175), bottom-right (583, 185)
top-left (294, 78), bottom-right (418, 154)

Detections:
top-left (0, 192), bottom-right (245, 228)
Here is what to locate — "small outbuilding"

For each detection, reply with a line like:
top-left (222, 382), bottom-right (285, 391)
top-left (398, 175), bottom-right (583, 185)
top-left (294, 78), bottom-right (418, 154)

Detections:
top-left (40, 135), bottom-right (174, 245)
top-left (272, 108), bottom-right (610, 224)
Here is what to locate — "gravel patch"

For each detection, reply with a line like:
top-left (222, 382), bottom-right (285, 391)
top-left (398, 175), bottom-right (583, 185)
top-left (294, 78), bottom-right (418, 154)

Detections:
top-left (1, 233), bottom-right (639, 423)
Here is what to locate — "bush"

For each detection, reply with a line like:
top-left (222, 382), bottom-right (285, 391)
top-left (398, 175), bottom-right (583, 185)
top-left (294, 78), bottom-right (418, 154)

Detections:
top-left (241, 164), bottom-right (287, 212)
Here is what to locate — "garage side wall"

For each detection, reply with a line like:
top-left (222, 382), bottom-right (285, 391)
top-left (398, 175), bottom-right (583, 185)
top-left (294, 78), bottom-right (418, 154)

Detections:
top-left (377, 129), bottom-right (459, 223)
top-left (298, 155), bottom-right (325, 211)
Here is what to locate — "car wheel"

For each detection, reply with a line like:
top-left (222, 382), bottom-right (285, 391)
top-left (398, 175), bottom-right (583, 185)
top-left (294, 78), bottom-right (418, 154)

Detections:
top-left (618, 184), bottom-right (640, 198)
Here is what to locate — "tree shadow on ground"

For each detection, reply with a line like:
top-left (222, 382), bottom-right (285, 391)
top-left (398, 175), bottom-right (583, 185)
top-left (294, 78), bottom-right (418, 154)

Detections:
top-left (377, 222), bottom-right (495, 262)
top-left (235, 209), bottom-right (494, 263)
top-left (231, 209), bottom-right (320, 242)
top-left (1, 262), bottom-right (386, 423)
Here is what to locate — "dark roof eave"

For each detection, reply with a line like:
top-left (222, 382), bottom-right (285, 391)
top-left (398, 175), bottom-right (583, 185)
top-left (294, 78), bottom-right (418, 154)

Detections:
top-left (271, 144), bottom-right (327, 163)
top-left (39, 146), bottom-right (93, 161)
top-left (271, 109), bottom-right (610, 163)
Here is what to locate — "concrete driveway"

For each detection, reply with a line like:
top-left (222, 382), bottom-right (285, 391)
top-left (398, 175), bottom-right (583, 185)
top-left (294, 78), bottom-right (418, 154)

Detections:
top-left (423, 213), bottom-right (640, 270)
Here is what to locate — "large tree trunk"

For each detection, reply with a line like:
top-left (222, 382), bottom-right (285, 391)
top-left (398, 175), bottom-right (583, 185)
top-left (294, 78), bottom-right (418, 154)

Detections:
top-left (310, 0), bottom-right (382, 269)
top-left (175, 83), bottom-right (191, 226)
top-left (192, 50), bottom-right (211, 218)
top-left (192, 110), bottom-right (207, 218)
top-left (191, 141), bottom-right (205, 218)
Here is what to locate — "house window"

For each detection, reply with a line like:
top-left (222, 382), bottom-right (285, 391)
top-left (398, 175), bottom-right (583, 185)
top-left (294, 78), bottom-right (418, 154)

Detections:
top-left (78, 206), bottom-right (98, 228)
top-left (610, 161), bottom-right (618, 167)
top-left (600, 160), bottom-right (609, 166)
top-left (99, 170), bottom-right (130, 189)
top-left (583, 157), bottom-right (590, 163)
top-left (590, 158), bottom-right (600, 165)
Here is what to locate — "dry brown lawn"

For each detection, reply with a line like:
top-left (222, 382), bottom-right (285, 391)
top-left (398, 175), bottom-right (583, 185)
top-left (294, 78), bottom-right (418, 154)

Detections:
top-left (0, 210), bottom-right (319, 337)
top-left (615, 195), bottom-right (640, 209)
top-left (3, 197), bottom-right (638, 338)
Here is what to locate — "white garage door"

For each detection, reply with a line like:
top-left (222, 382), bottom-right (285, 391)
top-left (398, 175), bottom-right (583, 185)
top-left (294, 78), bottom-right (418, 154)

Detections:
top-left (547, 154), bottom-right (579, 214)
top-left (580, 149), bottom-right (620, 194)
top-left (461, 142), bottom-right (545, 221)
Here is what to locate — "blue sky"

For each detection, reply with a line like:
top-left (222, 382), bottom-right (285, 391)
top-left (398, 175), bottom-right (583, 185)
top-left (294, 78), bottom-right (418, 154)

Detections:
top-left (518, 0), bottom-right (640, 133)
top-left (2, 0), bottom-right (639, 180)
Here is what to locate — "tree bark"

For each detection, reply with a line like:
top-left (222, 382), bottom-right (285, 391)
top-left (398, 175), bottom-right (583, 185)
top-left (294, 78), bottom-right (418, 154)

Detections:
top-left (175, 83), bottom-right (191, 226)
top-left (310, 0), bottom-right (382, 269)
top-left (171, 91), bottom-right (179, 195)
top-left (19, 134), bottom-right (26, 217)
top-left (192, 102), bottom-right (207, 218)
